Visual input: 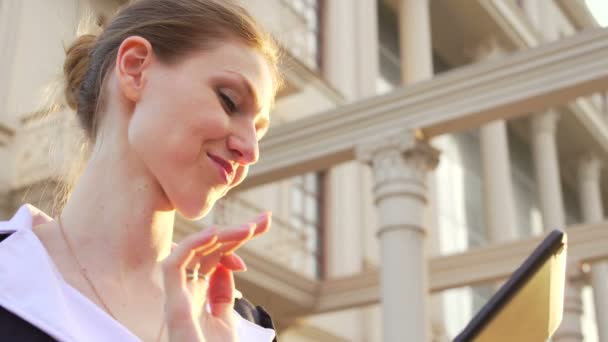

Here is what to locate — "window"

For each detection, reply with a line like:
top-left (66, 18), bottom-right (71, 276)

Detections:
top-left (280, 0), bottom-right (323, 70)
top-left (289, 172), bottom-right (325, 278)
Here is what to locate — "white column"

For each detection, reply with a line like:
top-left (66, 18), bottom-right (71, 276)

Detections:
top-left (521, 0), bottom-right (559, 43)
top-left (322, 1), bottom-right (380, 340)
top-left (356, 131), bottom-right (440, 342)
top-left (353, 0), bottom-right (379, 99)
top-left (426, 174), bottom-right (449, 342)
top-left (520, 0), bottom-right (541, 30)
top-left (397, 3), bottom-right (447, 340)
top-left (475, 40), bottom-right (518, 243)
top-left (531, 112), bottom-right (566, 229)
top-left (323, 0), bottom-right (357, 101)
top-left (397, 0), bottom-right (433, 84)
top-left (577, 155), bottom-right (608, 342)
top-left (0, 1), bottom-right (21, 122)
top-left (480, 119), bottom-right (518, 242)
top-left (531, 112), bottom-right (584, 342)
top-left (578, 155), bottom-right (604, 223)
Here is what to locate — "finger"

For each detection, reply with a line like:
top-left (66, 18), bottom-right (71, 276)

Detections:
top-left (186, 223), bottom-right (254, 272)
top-left (220, 253), bottom-right (247, 272)
top-left (215, 223), bottom-right (256, 243)
top-left (252, 212), bottom-right (272, 237)
top-left (209, 222), bottom-right (256, 255)
top-left (163, 227), bottom-right (217, 280)
top-left (208, 264), bottom-right (235, 320)
top-left (219, 214), bottom-right (271, 255)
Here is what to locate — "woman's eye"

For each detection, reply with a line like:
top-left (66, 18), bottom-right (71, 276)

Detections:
top-left (219, 91), bottom-right (237, 113)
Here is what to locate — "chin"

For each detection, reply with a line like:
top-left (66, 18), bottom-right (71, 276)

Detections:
top-left (178, 202), bottom-right (213, 220)
top-left (169, 193), bottom-right (215, 220)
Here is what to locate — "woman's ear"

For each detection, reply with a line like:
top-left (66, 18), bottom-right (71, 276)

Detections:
top-left (115, 35), bottom-right (153, 103)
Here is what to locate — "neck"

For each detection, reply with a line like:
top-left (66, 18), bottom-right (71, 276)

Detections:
top-left (59, 135), bottom-right (176, 285)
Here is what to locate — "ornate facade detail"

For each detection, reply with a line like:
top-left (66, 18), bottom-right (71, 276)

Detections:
top-left (355, 130), bottom-right (440, 207)
top-left (467, 36), bottom-right (504, 62)
top-left (356, 129), bottom-right (439, 342)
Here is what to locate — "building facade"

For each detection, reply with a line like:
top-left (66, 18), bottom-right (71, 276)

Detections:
top-left (1, 0), bottom-right (607, 341)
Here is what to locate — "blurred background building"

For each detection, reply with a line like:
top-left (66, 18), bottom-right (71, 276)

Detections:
top-left (1, 0), bottom-right (608, 341)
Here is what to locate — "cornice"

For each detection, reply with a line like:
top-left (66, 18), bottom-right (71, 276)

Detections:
top-left (314, 222), bottom-right (608, 316)
top-left (239, 29), bottom-right (608, 190)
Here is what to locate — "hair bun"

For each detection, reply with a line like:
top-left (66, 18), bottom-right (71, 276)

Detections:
top-left (63, 34), bottom-right (97, 111)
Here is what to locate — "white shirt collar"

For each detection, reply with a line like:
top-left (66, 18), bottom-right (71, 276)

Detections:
top-left (0, 204), bottom-right (275, 342)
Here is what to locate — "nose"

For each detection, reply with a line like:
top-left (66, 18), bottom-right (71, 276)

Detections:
top-left (227, 126), bottom-right (259, 165)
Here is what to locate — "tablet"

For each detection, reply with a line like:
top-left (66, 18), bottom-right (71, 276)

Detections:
top-left (453, 229), bottom-right (567, 342)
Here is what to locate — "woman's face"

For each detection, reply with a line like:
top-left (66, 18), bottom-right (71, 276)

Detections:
top-left (122, 39), bottom-right (273, 219)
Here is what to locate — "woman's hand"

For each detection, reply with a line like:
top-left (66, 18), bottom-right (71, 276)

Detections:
top-left (161, 213), bottom-right (271, 342)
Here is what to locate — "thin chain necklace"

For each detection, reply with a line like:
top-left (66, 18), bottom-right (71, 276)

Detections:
top-left (56, 215), bottom-right (165, 342)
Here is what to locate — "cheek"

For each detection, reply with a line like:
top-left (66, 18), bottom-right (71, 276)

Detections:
top-left (229, 165), bottom-right (249, 189)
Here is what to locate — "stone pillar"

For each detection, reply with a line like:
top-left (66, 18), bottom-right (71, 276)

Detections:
top-left (356, 131), bottom-right (439, 342)
top-left (396, 2), bottom-right (447, 339)
top-left (531, 112), bottom-right (583, 341)
top-left (475, 40), bottom-right (518, 243)
top-left (531, 112), bottom-right (566, 229)
top-left (322, 1), bottom-right (380, 340)
top-left (0, 1), bottom-right (21, 123)
top-left (397, 0), bottom-right (433, 84)
top-left (577, 155), bottom-right (608, 342)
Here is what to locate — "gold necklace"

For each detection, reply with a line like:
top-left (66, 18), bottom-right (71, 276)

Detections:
top-left (56, 215), bottom-right (166, 342)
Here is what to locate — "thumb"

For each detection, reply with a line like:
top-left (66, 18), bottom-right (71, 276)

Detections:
top-left (208, 264), bottom-right (235, 321)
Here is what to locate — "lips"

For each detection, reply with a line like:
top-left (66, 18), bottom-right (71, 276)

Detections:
top-left (207, 153), bottom-right (235, 184)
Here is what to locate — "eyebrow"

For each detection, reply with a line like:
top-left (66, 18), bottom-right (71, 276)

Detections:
top-left (226, 70), bottom-right (269, 132)
top-left (226, 71), bottom-right (264, 116)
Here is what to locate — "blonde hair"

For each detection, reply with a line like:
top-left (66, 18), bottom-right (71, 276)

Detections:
top-left (63, 0), bottom-right (281, 142)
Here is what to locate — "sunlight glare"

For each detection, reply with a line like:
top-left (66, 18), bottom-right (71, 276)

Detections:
top-left (586, 0), bottom-right (608, 27)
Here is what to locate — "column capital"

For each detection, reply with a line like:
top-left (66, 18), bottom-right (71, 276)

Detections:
top-left (578, 154), bottom-right (603, 183)
top-left (467, 36), bottom-right (504, 62)
top-left (355, 130), bottom-right (439, 178)
top-left (531, 110), bottom-right (560, 135)
top-left (355, 130), bottom-right (439, 223)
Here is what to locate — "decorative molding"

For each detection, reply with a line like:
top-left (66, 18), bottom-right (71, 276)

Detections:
top-left (238, 29), bottom-right (608, 191)
top-left (466, 36), bottom-right (504, 62)
top-left (356, 131), bottom-right (439, 209)
top-left (313, 223), bottom-right (608, 316)
top-left (354, 129), bottom-right (417, 164)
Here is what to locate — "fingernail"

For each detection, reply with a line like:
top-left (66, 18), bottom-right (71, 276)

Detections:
top-left (255, 211), bottom-right (271, 221)
top-left (241, 223), bottom-right (255, 232)
top-left (231, 254), bottom-right (247, 271)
